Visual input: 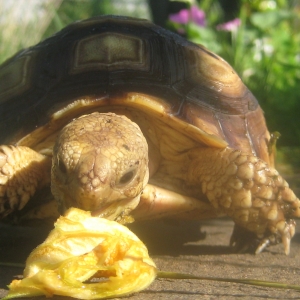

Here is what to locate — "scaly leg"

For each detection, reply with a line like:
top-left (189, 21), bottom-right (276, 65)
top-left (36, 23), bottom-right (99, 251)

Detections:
top-left (186, 147), bottom-right (300, 254)
top-left (0, 145), bottom-right (51, 218)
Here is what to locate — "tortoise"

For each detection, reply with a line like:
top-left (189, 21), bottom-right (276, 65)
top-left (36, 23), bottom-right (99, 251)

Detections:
top-left (0, 15), bottom-right (299, 255)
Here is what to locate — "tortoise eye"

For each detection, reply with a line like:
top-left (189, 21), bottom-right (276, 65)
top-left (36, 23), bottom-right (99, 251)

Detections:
top-left (58, 158), bottom-right (67, 174)
top-left (118, 170), bottom-right (135, 185)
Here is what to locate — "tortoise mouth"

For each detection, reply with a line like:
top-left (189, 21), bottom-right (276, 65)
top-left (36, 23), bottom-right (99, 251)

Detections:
top-left (90, 195), bottom-right (141, 223)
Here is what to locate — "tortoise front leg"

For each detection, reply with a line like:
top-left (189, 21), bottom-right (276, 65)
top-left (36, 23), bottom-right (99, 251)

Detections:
top-left (131, 183), bottom-right (222, 221)
top-left (187, 147), bottom-right (300, 254)
top-left (0, 145), bottom-right (51, 218)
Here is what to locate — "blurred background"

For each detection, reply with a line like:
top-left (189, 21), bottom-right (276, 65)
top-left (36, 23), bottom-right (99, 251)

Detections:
top-left (0, 0), bottom-right (300, 187)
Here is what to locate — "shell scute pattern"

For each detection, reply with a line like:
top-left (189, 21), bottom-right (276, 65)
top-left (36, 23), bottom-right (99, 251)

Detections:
top-left (0, 15), bottom-right (262, 158)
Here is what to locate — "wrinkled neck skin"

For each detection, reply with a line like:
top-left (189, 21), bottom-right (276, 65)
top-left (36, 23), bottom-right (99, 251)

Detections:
top-left (51, 112), bottom-right (149, 222)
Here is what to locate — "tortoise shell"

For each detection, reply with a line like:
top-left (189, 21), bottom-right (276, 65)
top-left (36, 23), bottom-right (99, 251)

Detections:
top-left (0, 15), bottom-right (271, 164)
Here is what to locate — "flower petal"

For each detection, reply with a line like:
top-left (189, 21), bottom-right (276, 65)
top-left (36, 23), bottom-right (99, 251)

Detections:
top-left (169, 8), bottom-right (189, 24)
top-left (216, 18), bottom-right (241, 31)
top-left (191, 5), bottom-right (206, 26)
top-left (5, 208), bottom-right (157, 299)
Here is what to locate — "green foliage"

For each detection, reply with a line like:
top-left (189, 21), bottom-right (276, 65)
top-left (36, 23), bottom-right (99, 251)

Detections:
top-left (43, 0), bottom-right (115, 36)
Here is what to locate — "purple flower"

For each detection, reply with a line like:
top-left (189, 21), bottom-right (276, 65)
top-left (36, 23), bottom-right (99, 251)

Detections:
top-left (169, 8), bottom-right (189, 24)
top-left (216, 18), bottom-right (241, 31)
top-left (190, 5), bottom-right (206, 26)
top-left (169, 5), bottom-right (206, 27)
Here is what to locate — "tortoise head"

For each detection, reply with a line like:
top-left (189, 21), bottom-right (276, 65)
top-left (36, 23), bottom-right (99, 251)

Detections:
top-left (51, 112), bottom-right (149, 221)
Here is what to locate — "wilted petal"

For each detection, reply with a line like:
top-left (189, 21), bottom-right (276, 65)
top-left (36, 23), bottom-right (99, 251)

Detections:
top-left (5, 208), bottom-right (157, 299)
top-left (216, 18), bottom-right (241, 31)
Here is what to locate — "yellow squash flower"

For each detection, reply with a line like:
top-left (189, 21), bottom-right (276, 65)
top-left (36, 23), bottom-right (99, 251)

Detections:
top-left (5, 208), bottom-right (157, 299)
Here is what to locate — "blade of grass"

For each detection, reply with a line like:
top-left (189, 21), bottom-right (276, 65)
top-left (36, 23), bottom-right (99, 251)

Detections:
top-left (0, 262), bottom-right (25, 268)
top-left (157, 271), bottom-right (300, 291)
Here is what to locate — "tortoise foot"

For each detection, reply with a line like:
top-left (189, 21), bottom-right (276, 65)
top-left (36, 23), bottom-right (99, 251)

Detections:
top-left (187, 147), bottom-right (300, 254)
top-left (0, 145), bottom-right (51, 218)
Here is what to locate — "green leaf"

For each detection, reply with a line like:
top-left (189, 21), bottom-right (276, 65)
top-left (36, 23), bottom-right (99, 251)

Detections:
top-left (251, 10), bottom-right (291, 30)
top-left (186, 23), bottom-right (221, 53)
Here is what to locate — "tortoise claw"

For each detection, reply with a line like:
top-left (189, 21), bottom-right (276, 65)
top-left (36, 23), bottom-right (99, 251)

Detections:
top-left (256, 220), bottom-right (296, 255)
top-left (231, 220), bottom-right (296, 255)
top-left (255, 238), bottom-right (270, 254)
top-left (280, 219), bottom-right (296, 255)
top-left (254, 230), bottom-right (290, 255)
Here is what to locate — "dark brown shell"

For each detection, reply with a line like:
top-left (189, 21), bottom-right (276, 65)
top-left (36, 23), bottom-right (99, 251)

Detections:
top-left (0, 15), bottom-right (271, 164)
